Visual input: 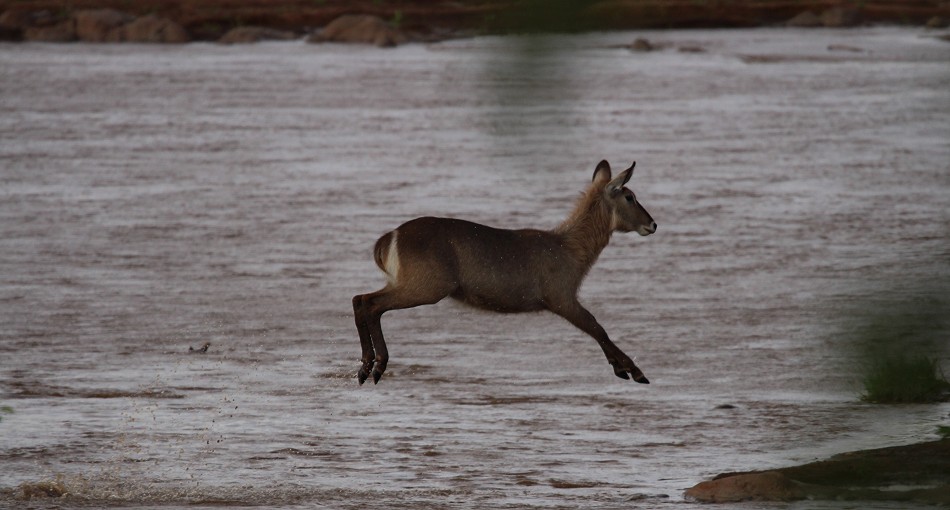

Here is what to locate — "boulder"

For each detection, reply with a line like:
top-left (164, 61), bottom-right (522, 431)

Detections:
top-left (110, 15), bottom-right (189, 43)
top-left (74, 9), bottom-right (132, 42)
top-left (925, 16), bottom-right (948, 29)
top-left (0, 9), bottom-right (32, 29)
top-left (24, 19), bottom-right (76, 42)
top-left (786, 11), bottom-right (821, 28)
top-left (687, 440), bottom-right (950, 505)
top-left (821, 7), bottom-right (861, 27)
top-left (0, 10), bottom-right (28, 40)
top-left (1, 9), bottom-right (75, 41)
top-left (218, 26), bottom-right (296, 44)
top-left (685, 471), bottom-right (805, 503)
top-left (308, 15), bottom-right (407, 48)
top-left (0, 25), bottom-right (20, 41)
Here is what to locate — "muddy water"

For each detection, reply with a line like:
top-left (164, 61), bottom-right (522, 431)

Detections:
top-left (1, 28), bottom-right (949, 508)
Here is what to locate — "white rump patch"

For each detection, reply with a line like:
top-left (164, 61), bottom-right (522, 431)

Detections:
top-left (383, 230), bottom-right (400, 284)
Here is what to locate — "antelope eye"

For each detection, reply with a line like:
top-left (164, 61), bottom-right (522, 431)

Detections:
top-left (624, 195), bottom-right (634, 203)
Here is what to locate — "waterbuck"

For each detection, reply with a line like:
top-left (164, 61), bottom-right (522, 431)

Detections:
top-left (352, 160), bottom-right (657, 385)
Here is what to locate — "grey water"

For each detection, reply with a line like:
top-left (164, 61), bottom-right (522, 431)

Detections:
top-left (1, 27), bottom-right (948, 508)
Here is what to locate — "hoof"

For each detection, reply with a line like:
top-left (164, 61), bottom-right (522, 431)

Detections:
top-left (358, 369), bottom-right (369, 385)
top-left (634, 373), bottom-right (650, 384)
top-left (372, 369), bottom-right (383, 384)
top-left (613, 370), bottom-right (630, 380)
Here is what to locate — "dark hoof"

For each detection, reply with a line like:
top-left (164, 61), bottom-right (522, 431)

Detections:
top-left (610, 357), bottom-right (648, 384)
top-left (358, 369), bottom-right (369, 385)
top-left (372, 370), bottom-right (383, 384)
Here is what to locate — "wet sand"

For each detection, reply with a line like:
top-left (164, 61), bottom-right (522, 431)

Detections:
top-left (1, 28), bottom-right (949, 508)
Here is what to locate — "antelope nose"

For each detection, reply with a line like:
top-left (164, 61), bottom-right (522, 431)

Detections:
top-left (649, 222), bottom-right (657, 232)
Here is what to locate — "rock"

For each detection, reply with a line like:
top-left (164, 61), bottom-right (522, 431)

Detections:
top-left (821, 6), bottom-right (861, 27)
top-left (630, 37), bottom-right (653, 51)
top-left (0, 10), bottom-right (23, 26)
top-left (925, 16), bottom-right (948, 29)
top-left (0, 10), bottom-right (28, 40)
top-left (0, 25), bottom-right (21, 41)
top-left (24, 19), bottom-right (76, 42)
top-left (218, 26), bottom-right (296, 44)
top-left (19, 478), bottom-right (68, 500)
top-left (786, 11), bottom-right (822, 28)
top-left (110, 15), bottom-right (189, 43)
top-left (74, 9), bottom-right (133, 42)
top-left (1, 9), bottom-right (74, 41)
top-left (308, 15), bottom-right (407, 48)
top-left (685, 471), bottom-right (805, 503)
top-left (0, 9), bottom-right (32, 29)
top-left (687, 439), bottom-right (950, 505)
top-left (827, 44), bottom-right (863, 53)
top-left (677, 44), bottom-right (705, 53)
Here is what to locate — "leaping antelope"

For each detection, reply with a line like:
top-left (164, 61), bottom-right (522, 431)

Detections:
top-left (352, 160), bottom-right (657, 385)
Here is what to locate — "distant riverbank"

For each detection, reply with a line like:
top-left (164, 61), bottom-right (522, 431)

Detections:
top-left (1, 0), bottom-right (949, 45)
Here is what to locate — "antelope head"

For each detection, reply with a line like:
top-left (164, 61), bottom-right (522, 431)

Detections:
top-left (593, 160), bottom-right (657, 236)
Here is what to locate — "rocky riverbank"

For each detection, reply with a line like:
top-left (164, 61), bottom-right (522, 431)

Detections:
top-left (685, 438), bottom-right (950, 505)
top-left (1, 1), bottom-right (948, 46)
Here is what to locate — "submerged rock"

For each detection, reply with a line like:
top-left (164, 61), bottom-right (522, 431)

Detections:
top-left (630, 37), bottom-right (654, 51)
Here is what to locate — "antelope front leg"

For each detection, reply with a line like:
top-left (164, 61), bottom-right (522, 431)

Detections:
top-left (549, 300), bottom-right (650, 384)
top-left (607, 351), bottom-right (649, 384)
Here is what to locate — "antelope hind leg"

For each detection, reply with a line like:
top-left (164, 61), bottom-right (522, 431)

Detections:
top-left (352, 293), bottom-right (376, 385)
top-left (361, 283), bottom-right (455, 385)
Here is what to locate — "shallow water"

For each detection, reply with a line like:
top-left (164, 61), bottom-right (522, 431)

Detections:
top-left (1, 28), bottom-right (949, 508)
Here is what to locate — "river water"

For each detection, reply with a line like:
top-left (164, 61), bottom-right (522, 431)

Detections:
top-left (1, 28), bottom-right (948, 509)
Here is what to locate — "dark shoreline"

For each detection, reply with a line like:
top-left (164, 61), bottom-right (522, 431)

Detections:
top-left (1, 0), bottom-right (949, 45)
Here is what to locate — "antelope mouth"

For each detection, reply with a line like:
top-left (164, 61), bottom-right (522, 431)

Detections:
top-left (637, 223), bottom-right (657, 236)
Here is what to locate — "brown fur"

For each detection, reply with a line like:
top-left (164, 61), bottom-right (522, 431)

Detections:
top-left (555, 173), bottom-right (616, 272)
top-left (352, 160), bottom-right (656, 385)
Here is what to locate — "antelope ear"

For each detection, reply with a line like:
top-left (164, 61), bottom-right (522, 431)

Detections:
top-left (592, 160), bottom-right (611, 184)
top-left (606, 161), bottom-right (635, 196)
